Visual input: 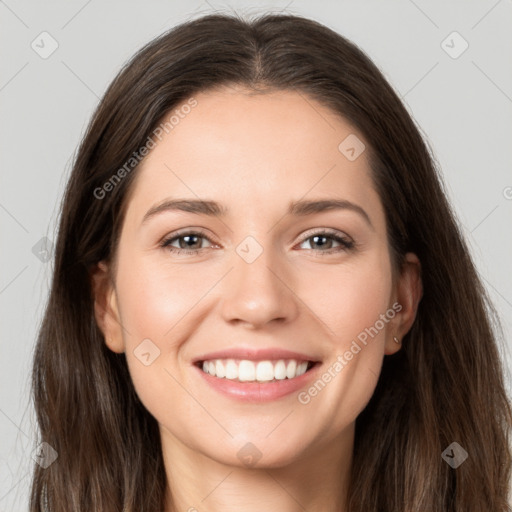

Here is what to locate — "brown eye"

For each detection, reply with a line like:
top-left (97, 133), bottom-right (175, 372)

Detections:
top-left (161, 231), bottom-right (214, 255)
top-left (298, 231), bottom-right (354, 254)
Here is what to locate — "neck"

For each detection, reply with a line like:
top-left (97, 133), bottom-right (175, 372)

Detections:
top-left (161, 424), bottom-right (354, 512)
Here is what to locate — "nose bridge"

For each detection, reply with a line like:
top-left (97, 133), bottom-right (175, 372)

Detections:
top-left (219, 235), bottom-right (298, 327)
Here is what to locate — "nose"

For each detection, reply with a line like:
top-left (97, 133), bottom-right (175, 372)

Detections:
top-left (219, 244), bottom-right (300, 329)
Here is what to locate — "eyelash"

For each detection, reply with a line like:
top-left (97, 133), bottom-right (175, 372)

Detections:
top-left (160, 228), bottom-right (355, 256)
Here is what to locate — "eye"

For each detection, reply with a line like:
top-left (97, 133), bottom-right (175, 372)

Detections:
top-left (160, 230), bottom-right (214, 255)
top-left (297, 229), bottom-right (354, 255)
top-left (160, 228), bottom-right (355, 256)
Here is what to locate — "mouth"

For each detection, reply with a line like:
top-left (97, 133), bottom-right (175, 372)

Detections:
top-left (192, 348), bottom-right (322, 401)
top-left (195, 358), bottom-right (319, 383)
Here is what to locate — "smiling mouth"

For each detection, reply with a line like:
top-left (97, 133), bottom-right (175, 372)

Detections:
top-left (196, 358), bottom-right (317, 383)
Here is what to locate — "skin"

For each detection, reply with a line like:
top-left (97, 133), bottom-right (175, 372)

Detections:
top-left (91, 85), bottom-right (422, 512)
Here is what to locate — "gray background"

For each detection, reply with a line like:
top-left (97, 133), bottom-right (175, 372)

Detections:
top-left (1, 0), bottom-right (511, 509)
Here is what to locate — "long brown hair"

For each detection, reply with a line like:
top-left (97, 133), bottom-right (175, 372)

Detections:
top-left (30, 12), bottom-right (512, 511)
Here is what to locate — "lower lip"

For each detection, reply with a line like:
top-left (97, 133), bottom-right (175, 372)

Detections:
top-left (194, 363), bottom-right (321, 402)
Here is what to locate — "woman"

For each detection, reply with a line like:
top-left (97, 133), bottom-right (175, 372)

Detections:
top-left (30, 11), bottom-right (512, 512)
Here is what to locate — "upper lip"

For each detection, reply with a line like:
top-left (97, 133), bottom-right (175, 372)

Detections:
top-left (192, 347), bottom-right (322, 364)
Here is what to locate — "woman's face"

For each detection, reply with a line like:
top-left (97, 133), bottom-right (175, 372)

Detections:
top-left (94, 86), bottom-right (420, 468)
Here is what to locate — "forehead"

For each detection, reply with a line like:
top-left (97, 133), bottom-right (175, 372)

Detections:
top-left (123, 86), bottom-right (383, 227)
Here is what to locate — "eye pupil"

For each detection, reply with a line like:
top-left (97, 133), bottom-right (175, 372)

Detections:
top-left (180, 235), bottom-right (201, 249)
top-left (312, 235), bottom-right (331, 249)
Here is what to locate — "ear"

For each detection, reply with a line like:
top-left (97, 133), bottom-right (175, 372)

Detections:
top-left (384, 252), bottom-right (423, 355)
top-left (90, 261), bottom-right (125, 354)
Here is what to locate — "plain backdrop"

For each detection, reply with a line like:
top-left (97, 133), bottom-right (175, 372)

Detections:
top-left (1, 0), bottom-right (511, 509)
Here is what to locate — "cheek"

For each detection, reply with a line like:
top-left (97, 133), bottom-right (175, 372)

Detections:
top-left (307, 251), bottom-right (393, 345)
top-left (115, 273), bottom-right (196, 435)
top-left (112, 255), bottom-right (202, 402)
top-left (297, 251), bottom-right (392, 420)
top-left (115, 253), bottom-right (212, 346)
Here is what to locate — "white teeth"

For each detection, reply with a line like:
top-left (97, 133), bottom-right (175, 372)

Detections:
top-left (215, 360), bottom-right (225, 378)
top-left (274, 360), bottom-right (287, 380)
top-left (200, 358), bottom-right (312, 382)
top-left (256, 361), bottom-right (274, 381)
top-left (225, 359), bottom-right (237, 379)
top-left (238, 360), bottom-right (255, 382)
top-left (296, 361), bottom-right (308, 376)
top-left (286, 360), bottom-right (297, 379)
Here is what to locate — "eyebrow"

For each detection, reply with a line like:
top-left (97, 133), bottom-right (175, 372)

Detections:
top-left (141, 198), bottom-right (373, 229)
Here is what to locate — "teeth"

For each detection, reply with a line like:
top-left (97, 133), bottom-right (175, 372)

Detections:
top-left (226, 359), bottom-right (237, 379)
top-left (200, 358), bottom-right (312, 382)
top-left (286, 360), bottom-right (296, 379)
top-left (215, 360), bottom-right (225, 378)
top-left (256, 361), bottom-right (274, 381)
top-left (274, 360), bottom-right (287, 380)
top-left (298, 362), bottom-right (308, 376)
top-left (239, 360), bottom-right (255, 382)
